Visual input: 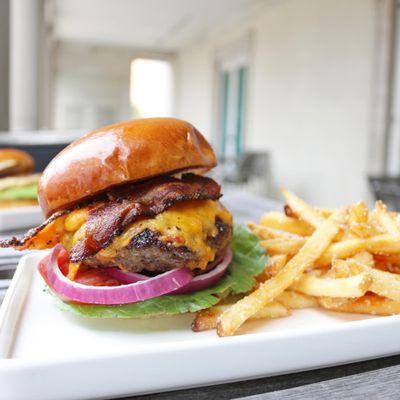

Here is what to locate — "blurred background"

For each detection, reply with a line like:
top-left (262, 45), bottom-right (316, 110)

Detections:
top-left (1, 0), bottom-right (400, 207)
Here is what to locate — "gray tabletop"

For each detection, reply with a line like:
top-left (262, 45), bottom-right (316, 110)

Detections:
top-left (122, 355), bottom-right (400, 399)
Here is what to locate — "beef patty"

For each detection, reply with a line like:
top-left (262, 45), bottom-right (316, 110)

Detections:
top-left (85, 217), bottom-right (232, 274)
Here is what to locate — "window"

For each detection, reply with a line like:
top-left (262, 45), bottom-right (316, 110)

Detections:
top-left (219, 66), bottom-right (247, 159)
top-left (130, 58), bottom-right (173, 118)
top-left (215, 37), bottom-right (250, 160)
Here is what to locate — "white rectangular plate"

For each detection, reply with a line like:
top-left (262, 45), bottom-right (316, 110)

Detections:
top-left (0, 205), bottom-right (43, 231)
top-left (1, 254), bottom-right (400, 400)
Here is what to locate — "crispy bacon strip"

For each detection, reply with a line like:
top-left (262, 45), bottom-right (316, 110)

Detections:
top-left (0, 174), bottom-right (221, 257)
top-left (69, 174), bottom-right (221, 261)
top-left (0, 209), bottom-right (68, 250)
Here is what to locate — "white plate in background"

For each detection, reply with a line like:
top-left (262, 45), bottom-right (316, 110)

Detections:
top-left (0, 205), bottom-right (43, 232)
top-left (1, 253), bottom-right (400, 400)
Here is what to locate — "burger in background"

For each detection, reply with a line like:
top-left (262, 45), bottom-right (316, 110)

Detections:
top-left (0, 149), bottom-right (39, 208)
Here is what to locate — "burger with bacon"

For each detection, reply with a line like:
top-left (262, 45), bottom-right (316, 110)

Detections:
top-left (1, 118), bottom-right (265, 319)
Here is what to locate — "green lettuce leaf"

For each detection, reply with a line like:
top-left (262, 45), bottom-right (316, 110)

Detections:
top-left (53, 224), bottom-right (267, 318)
top-left (0, 184), bottom-right (38, 200)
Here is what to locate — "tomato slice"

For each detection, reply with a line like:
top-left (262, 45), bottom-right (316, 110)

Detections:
top-left (38, 249), bottom-right (121, 288)
top-left (58, 248), bottom-right (70, 276)
top-left (74, 269), bottom-right (120, 286)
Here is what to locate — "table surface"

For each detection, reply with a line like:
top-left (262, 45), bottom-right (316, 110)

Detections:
top-left (1, 192), bottom-right (399, 400)
top-left (125, 355), bottom-right (400, 400)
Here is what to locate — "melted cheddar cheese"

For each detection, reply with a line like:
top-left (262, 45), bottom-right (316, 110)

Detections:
top-left (60, 209), bottom-right (89, 250)
top-left (57, 199), bottom-right (231, 271)
top-left (98, 200), bottom-right (232, 269)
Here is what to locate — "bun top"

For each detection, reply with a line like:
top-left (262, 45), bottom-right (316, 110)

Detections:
top-left (38, 118), bottom-right (217, 217)
top-left (0, 149), bottom-right (34, 177)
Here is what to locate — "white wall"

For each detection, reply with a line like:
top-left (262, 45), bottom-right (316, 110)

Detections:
top-left (175, 0), bottom-right (376, 207)
top-left (173, 42), bottom-right (214, 142)
top-left (54, 72), bottom-right (130, 129)
top-left (53, 42), bottom-right (134, 130)
top-left (53, 42), bottom-right (176, 130)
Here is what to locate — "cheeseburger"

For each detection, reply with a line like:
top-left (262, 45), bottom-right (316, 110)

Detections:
top-left (1, 118), bottom-right (238, 310)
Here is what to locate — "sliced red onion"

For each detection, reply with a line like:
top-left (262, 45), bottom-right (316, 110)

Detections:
top-left (43, 244), bottom-right (193, 305)
top-left (105, 268), bottom-right (148, 284)
top-left (172, 248), bottom-right (232, 294)
top-left (104, 248), bottom-right (232, 294)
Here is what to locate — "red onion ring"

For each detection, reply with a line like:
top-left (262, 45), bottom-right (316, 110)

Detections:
top-left (104, 248), bottom-right (232, 294)
top-left (105, 268), bottom-right (148, 283)
top-left (172, 248), bottom-right (232, 294)
top-left (42, 244), bottom-right (193, 305)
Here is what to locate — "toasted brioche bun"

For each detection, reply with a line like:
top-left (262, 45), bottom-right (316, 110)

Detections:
top-left (0, 149), bottom-right (34, 177)
top-left (39, 118), bottom-right (217, 217)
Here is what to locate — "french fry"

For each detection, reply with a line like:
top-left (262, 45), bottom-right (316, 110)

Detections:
top-left (316, 234), bottom-right (400, 266)
top-left (349, 202), bottom-right (368, 224)
top-left (284, 204), bottom-right (335, 219)
top-left (318, 208), bottom-right (336, 218)
top-left (316, 238), bottom-right (366, 266)
top-left (260, 212), bottom-right (314, 236)
top-left (259, 232), bottom-right (372, 269)
top-left (276, 290), bottom-right (318, 309)
top-left (283, 204), bottom-right (296, 218)
top-left (282, 189), bottom-right (352, 242)
top-left (247, 222), bottom-right (275, 239)
top-left (334, 230), bottom-right (358, 241)
top-left (330, 252), bottom-right (374, 278)
top-left (217, 210), bottom-right (345, 336)
top-left (362, 267), bottom-right (400, 301)
top-left (346, 260), bottom-right (400, 302)
top-left (248, 223), bottom-right (300, 240)
top-left (366, 234), bottom-right (400, 254)
top-left (348, 202), bottom-right (376, 238)
top-left (192, 301), bottom-right (290, 332)
top-left (326, 251), bottom-right (400, 301)
top-left (279, 236), bottom-right (368, 265)
top-left (319, 294), bottom-right (400, 316)
top-left (375, 201), bottom-right (400, 237)
top-left (291, 272), bottom-right (371, 298)
top-left (281, 188), bottom-right (324, 228)
top-left (329, 260), bottom-right (349, 278)
top-left (260, 237), bottom-right (305, 255)
top-left (244, 301), bottom-right (290, 319)
top-left (257, 254), bottom-right (287, 281)
top-left (357, 224), bottom-right (380, 238)
top-left (351, 251), bottom-right (375, 266)
top-left (317, 297), bottom-right (350, 309)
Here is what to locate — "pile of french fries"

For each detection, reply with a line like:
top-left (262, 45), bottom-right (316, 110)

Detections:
top-left (192, 189), bottom-right (400, 336)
